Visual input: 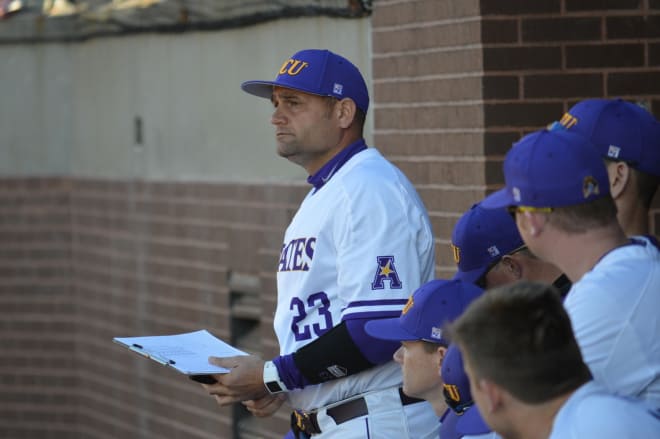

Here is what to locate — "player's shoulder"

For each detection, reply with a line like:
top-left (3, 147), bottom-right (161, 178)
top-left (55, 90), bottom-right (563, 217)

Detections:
top-left (338, 147), bottom-right (416, 193)
top-left (553, 382), bottom-right (660, 438)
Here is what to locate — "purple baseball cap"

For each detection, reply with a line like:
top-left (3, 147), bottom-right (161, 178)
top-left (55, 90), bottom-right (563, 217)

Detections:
top-left (549, 98), bottom-right (660, 177)
top-left (241, 49), bottom-right (369, 113)
top-left (439, 408), bottom-right (462, 439)
top-left (451, 202), bottom-right (524, 284)
top-left (442, 344), bottom-right (473, 414)
top-left (481, 129), bottom-right (610, 210)
top-left (456, 404), bottom-right (492, 436)
top-left (365, 279), bottom-right (483, 344)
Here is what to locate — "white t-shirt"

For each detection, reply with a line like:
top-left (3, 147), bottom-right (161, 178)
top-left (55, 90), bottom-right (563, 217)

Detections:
top-left (274, 147), bottom-right (435, 410)
top-left (550, 381), bottom-right (660, 438)
top-left (564, 236), bottom-right (660, 407)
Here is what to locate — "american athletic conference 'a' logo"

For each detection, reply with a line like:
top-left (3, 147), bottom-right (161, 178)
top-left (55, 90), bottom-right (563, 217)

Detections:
top-left (371, 255), bottom-right (403, 290)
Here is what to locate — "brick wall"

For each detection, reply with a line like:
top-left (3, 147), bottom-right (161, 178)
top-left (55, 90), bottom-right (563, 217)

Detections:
top-left (0, 178), bottom-right (306, 438)
top-left (372, 0), bottom-right (486, 278)
top-left (0, 179), bottom-right (77, 437)
top-left (70, 179), bottom-right (308, 439)
top-left (480, 0), bottom-right (660, 233)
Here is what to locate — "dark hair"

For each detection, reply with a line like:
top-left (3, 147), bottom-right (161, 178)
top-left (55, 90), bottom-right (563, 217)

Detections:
top-left (422, 340), bottom-right (444, 353)
top-left (546, 196), bottom-right (618, 234)
top-left (450, 281), bottom-right (591, 403)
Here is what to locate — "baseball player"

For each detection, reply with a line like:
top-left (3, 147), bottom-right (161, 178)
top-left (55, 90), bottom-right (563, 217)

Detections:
top-left (202, 49), bottom-right (438, 438)
top-left (451, 281), bottom-right (660, 439)
top-left (450, 202), bottom-right (570, 295)
top-left (364, 279), bottom-right (483, 438)
top-left (481, 128), bottom-right (660, 408)
top-left (549, 98), bottom-right (660, 237)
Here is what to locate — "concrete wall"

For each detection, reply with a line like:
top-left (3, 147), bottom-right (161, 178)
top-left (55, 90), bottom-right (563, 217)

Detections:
top-left (0, 16), bottom-right (372, 181)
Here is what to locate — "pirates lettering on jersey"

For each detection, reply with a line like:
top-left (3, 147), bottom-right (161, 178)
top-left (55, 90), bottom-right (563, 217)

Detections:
top-left (371, 255), bottom-right (403, 290)
top-left (279, 237), bottom-right (316, 272)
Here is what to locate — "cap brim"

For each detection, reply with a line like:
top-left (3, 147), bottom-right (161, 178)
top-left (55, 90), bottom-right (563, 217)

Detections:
top-left (241, 80), bottom-right (328, 101)
top-left (480, 188), bottom-right (515, 209)
top-left (456, 405), bottom-right (491, 435)
top-left (452, 265), bottom-right (488, 285)
top-left (365, 318), bottom-right (419, 342)
top-left (241, 80), bottom-right (278, 100)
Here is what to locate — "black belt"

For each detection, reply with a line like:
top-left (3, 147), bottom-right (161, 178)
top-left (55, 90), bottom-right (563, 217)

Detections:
top-left (291, 388), bottom-right (424, 437)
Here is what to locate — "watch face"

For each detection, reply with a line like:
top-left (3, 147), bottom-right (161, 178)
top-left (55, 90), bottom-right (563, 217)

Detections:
top-left (266, 381), bottom-right (283, 393)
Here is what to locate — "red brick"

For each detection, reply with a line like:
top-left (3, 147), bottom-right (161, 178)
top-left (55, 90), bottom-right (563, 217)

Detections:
top-left (372, 0), bottom-right (479, 27)
top-left (374, 76), bottom-right (483, 103)
top-left (651, 43), bottom-right (660, 66)
top-left (522, 17), bottom-right (602, 42)
top-left (484, 131), bottom-right (523, 155)
top-left (607, 15), bottom-right (660, 39)
top-left (480, 0), bottom-right (560, 15)
top-left (566, 44), bottom-right (644, 68)
top-left (375, 132), bottom-right (484, 157)
top-left (483, 46), bottom-right (562, 71)
top-left (373, 20), bottom-right (481, 53)
top-left (484, 102), bottom-right (564, 128)
top-left (483, 75), bottom-right (520, 99)
top-left (608, 72), bottom-right (660, 95)
top-left (566, 0), bottom-right (642, 11)
top-left (482, 18), bottom-right (519, 44)
top-left (376, 104), bottom-right (483, 130)
top-left (524, 73), bottom-right (604, 98)
top-left (373, 49), bottom-right (483, 79)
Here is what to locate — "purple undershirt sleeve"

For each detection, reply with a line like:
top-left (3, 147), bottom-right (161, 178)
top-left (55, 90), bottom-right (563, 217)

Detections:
top-left (272, 317), bottom-right (399, 390)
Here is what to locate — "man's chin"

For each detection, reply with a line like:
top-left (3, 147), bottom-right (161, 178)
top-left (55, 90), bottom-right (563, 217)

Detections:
top-left (401, 385), bottom-right (419, 399)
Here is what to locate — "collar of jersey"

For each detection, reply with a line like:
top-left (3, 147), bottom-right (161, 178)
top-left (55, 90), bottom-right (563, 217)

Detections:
top-left (307, 139), bottom-right (368, 191)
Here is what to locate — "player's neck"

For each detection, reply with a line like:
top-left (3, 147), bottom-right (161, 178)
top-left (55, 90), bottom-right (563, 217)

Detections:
top-left (513, 392), bottom-right (571, 439)
top-left (616, 197), bottom-right (650, 237)
top-left (547, 222), bottom-right (628, 283)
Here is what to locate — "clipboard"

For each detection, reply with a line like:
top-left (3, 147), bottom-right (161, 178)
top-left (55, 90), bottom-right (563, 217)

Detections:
top-left (113, 329), bottom-right (248, 383)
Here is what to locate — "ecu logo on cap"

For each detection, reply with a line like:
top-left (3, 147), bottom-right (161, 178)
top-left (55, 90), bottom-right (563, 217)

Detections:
top-left (451, 243), bottom-right (461, 264)
top-left (559, 112), bottom-right (579, 129)
top-left (278, 59), bottom-right (309, 76)
top-left (443, 383), bottom-right (461, 402)
top-left (583, 176), bottom-right (600, 199)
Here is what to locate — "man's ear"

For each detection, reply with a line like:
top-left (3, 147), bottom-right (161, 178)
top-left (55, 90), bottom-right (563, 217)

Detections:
top-left (607, 161), bottom-right (630, 200)
top-left (500, 255), bottom-right (523, 279)
top-left (336, 98), bottom-right (357, 129)
top-left (518, 210), bottom-right (547, 237)
top-left (436, 345), bottom-right (448, 369)
top-left (477, 377), bottom-right (504, 413)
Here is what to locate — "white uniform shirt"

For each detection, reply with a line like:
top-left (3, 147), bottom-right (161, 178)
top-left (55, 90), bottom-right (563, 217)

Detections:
top-left (564, 236), bottom-right (660, 407)
top-left (274, 147), bottom-right (435, 411)
top-left (550, 381), bottom-right (660, 438)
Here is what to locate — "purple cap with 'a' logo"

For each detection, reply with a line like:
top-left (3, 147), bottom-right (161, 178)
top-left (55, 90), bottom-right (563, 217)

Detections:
top-left (241, 49), bottom-right (370, 113)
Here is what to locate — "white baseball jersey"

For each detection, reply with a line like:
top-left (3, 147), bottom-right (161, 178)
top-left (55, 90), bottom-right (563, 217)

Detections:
top-left (549, 381), bottom-right (660, 438)
top-left (564, 236), bottom-right (660, 407)
top-left (273, 147), bottom-right (435, 412)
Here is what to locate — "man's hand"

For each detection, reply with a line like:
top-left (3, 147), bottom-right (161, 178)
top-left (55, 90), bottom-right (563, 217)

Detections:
top-left (202, 355), bottom-right (269, 406)
top-left (243, 393), bottom-right (287, 417)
